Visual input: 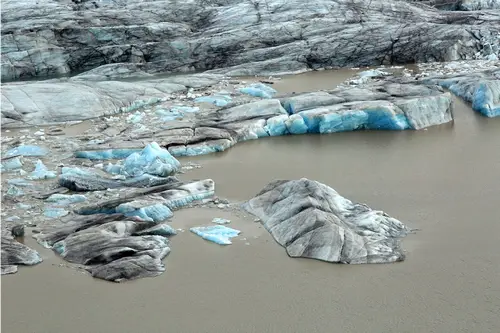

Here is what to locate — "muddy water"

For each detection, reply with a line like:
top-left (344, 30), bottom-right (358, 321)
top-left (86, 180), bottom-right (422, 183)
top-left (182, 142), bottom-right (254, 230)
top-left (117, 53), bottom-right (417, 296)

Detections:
top-left (3, 73), bottom-right (500, 333)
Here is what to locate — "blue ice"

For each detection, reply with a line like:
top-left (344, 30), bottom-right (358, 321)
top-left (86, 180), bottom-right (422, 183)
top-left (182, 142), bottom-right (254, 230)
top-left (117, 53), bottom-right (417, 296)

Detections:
top-left (6, 186), bottom-right (24, 196)
top-left (44, 207), bottom-right (69, 218)
top-left (472, 83), bottom-right (500, 118)
top-left (168, 142), bottom-right (232, 157)
top-left (27, 160), bottom-right (57, 180)
top-left (106, 142), bottom-right (180, 177)
top-left (7, 178), bottom-right (33, 186)
top-left (116, 203), bottom-right (173, 222)
top-left (170, 105), bottom-right (200, 113)
top-left (46, 194), bottom-right (87, 207)
top-left (190, 225), bottom-right (241, 245)
top-left (5, 145), bottom-right (48, 157)
top-left (195, 95), bottom-right (232, 107)
top-left (264, 115), bottom-right (289, 136)
top-left (1, 157), bottom-right (23, 172)
top-left (155, 108), bottom-right (184, 121)
top-left (285, 114), bottom-right (308, 134)
top-left (126, 112), bottom-right (144, 124)
top-left (240, 83), bottom-right (277, 99)
top-left (74, 148), bottom-right (141, 160)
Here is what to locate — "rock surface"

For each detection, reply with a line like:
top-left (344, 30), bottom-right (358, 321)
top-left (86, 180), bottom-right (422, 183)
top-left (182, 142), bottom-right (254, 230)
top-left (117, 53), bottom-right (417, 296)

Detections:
top-left (243, 179), bottom-right (409, 264)
top-left (1, 0), bottom-right (499, 81)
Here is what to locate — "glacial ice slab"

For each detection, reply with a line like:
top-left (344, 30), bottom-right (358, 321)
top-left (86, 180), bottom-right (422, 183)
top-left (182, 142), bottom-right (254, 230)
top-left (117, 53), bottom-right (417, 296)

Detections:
top-left (243, 179), bottom-right (409, 264)
top-left (190, 225), bottom-right (241, 245)
top-left (5, 145), bottom-right (48, 157)
top-left (425, 69), bottom-right (500, 118)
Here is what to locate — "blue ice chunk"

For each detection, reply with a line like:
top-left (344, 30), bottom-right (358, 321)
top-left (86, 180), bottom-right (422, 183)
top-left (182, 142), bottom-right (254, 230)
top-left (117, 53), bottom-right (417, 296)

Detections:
top-left (52, 241), bottom-right (66, 254)
top-left (116, 203), bottom-right (173, 222)
top-left (155, 108), bottom-right (184, 121)
top-left (6, 186), bottom-right (24, 196)
top-left (212, 218), bottom-right (231, 224)
top-left (61, 167), bottom-right (94, 176)
top-left (27, 160), bottom-right (57, 180)
top-left (5, 145), bottom-right (48, 158)
top-left (265, 115), bottom-right (289, 136)
top-left (7, 178), bottom-right (33, 186)
top-left (239, 83), bottom-right (277, 99)
top-left (1, 157), bottom-right (23, 171)
top-left (6, 216), bottom-right (21, 222)
top-left (107, 142), bottom-right (180, 177)
top-left (46, 194), bottom-right (87, 207)
top-left (285, 114), bottom-right (308, 134)
top-left (190, 225), bottom-right (241, 245)
top-left (44, 207), bottom-right (69, 218)
top-left (472, 83), bottom-right (500, 118)
top-left (74, 148), bottom-right (141, 160)
top-left (195, 95), bottom-right (232, 107)
top-left (168, 141), bottom-right (232, 157)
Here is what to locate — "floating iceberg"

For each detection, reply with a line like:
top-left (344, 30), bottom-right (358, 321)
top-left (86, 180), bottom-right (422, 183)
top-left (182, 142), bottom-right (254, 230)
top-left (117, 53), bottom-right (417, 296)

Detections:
top-left (195, 95), bottom-right (232, 107)
top-left (26, 160), bottom-right (57, 180)
top-left (212, 218), bottom-right (231, 224)
top-left (243, 179), bottom-right (409, 264)
top-left (105, 142), bottom-right (180, 177)
top-left (240, 83), bottom-right (277, 99)
top-left (5, 145), bottom-right (48, 157)
top-left (190, 225), bottom-right (241, 245)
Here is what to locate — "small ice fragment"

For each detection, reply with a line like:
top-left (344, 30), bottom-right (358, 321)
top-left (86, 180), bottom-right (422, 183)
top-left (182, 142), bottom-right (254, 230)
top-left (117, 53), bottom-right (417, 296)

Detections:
top-left (7, 178), bottom-right (33, 187)
top-left (190, 225), bottom-right (241, 245)
top-left (44, 207), bottom-right (69, 218)
top-left (1, 157), bottom-right (23, 171)
top-left (46, 194), bottom-right (87, 207)
top-left (6, 186), bottom-right (24, 196)
top-left (27, 160), bottom-right (57, 180)
top-left (194, 95), bottom-right (232, 107)
top-left (5, 145), bottom-right (48, 157)
top-left (212, 217), bottom-right (231, 224)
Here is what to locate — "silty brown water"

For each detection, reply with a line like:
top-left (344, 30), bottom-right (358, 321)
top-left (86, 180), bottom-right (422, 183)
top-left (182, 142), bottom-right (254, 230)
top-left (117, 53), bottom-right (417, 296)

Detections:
top-left (2, 71), bottom-right (500, 333)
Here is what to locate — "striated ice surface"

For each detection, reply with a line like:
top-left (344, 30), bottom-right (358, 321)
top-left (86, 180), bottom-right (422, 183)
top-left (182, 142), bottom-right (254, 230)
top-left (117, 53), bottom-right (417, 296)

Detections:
top-left (243, 178), bottom-right (409, 264)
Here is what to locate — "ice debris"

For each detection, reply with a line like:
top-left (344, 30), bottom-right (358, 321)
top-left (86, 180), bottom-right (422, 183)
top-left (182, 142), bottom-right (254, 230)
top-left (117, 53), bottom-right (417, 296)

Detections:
top-left (26, 160), bottom-right (57, 180)
top-left (105, 142), bottom-right (180, 177)
top-left (190, 225), bottom-right (241, 245)
top-left (126, 112), bottom-right (144, 123)
top-left (5, 145), bottom-right (48, 157)
top-left (6, 186), bottom-right (24, 196)
top-left (7, 179), bottom-right (33, 186)
top-left (212, 218), bottom-right (231, 224)
top-left (44, 207), bottom-right (70, 218)
top-left (1, 157), bottom-right (23, 171)
top-left (46, 194), bottom-right (87, 206)
top-left (195, 95), bottom-right (232, 107)
top-left (240, 83), bottom-right (277, 99)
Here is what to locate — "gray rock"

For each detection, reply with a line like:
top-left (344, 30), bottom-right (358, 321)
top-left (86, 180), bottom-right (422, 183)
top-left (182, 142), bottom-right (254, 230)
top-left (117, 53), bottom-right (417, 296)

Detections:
top-left (1, 0), bottom-right (499, 82)
top-left (243, 179), bottom-right (410, 264)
